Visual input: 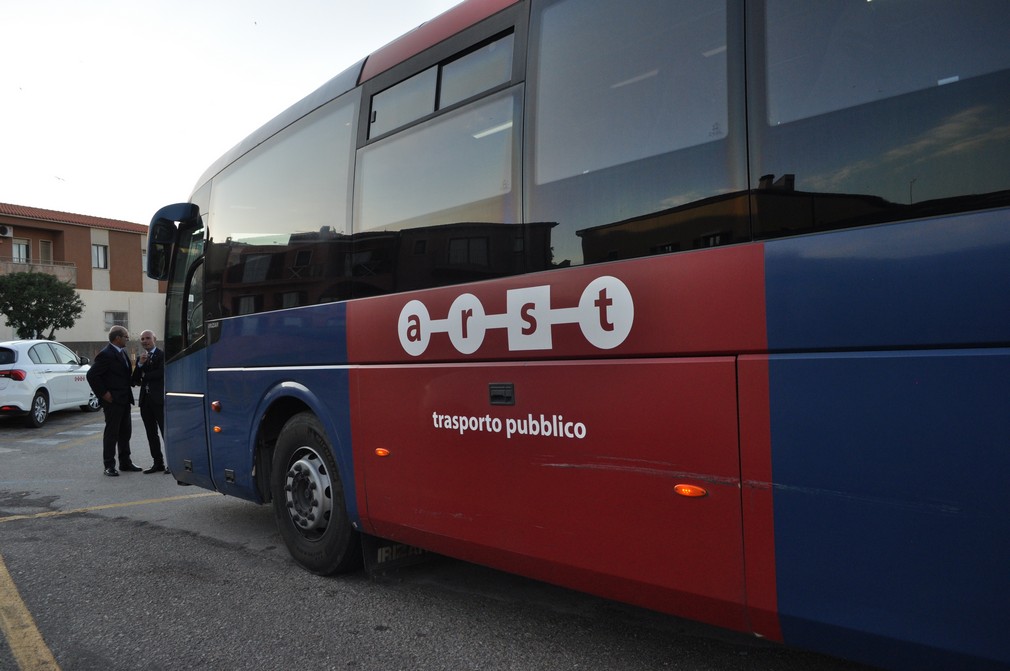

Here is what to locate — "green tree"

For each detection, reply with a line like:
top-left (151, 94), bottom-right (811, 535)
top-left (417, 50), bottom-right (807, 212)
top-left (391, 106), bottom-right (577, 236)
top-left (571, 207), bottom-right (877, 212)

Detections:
top-left (0, 272), bottom-right (86, 340)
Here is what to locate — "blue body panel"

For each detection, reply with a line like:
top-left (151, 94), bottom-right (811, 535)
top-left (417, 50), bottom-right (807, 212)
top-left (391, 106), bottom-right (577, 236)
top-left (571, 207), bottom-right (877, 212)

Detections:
top-left (164, 346), bottom-right (215, 491)
top-left (765, 209), bottom-right (1010, 351)
top-left (764, 211), bottom-right (1010, 669)
top-left (170, 302), bottom-right (359, 521)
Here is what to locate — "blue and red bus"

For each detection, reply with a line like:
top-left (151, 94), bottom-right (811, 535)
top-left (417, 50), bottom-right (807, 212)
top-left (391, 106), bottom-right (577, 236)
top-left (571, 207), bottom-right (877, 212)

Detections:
top-left (146, 1), bottom-right (1010, 668)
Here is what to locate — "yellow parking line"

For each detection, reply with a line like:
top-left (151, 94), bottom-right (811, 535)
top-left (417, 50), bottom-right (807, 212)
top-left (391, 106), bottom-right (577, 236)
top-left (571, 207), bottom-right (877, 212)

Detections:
top-left (0, 492), bottom-right (219, 667)
top-left (0, 492), bottom-right (218, 524)
top-left (0, 552), bottom-right (60, 670)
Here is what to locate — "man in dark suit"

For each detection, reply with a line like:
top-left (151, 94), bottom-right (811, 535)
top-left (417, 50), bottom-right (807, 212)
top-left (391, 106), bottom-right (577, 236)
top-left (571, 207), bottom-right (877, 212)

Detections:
top-left (131, 329), bottom-right (167, 474)
top-left (86, 326), bottom-right (139, 476)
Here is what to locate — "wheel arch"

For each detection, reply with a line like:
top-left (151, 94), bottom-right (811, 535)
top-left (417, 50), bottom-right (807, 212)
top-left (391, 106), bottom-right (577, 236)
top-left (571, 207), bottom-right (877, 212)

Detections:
top-left (250, 381), bottom-right (358, 526)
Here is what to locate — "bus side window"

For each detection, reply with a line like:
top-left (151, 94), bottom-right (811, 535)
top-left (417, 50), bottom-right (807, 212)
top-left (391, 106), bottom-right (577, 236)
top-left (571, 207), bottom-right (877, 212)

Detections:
top-left (185, 259), bottom-right (205, 347)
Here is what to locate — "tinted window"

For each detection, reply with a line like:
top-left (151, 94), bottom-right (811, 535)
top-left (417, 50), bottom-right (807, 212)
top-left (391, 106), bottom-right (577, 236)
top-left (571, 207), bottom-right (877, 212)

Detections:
top-left (534, 1), bottom-right (726, 184)
top-left (526, 0), bottom-right (742, 267)
top-left (211, 99), bottom-right (355, 241)
top-left (354, 88), bottom-right (527, 294)
top-left (357, 89), bottom-right (519, 233)
top-left (164, 216), bottom-right (206, 359)
top-left (369, 33), bottom-right (514, 140)
top-left (370, 67), bottom-right (437, 138)
top-left (440, 33), bottom-right (514, 108)
top-left (206, 97), bottom-right (357, 316)
top-left (766, 2), bottom-right (1010, 125)
top-left (751, 0), bottom-right (1010, 238)
top-left (0, 348), bottom-right (15, 365)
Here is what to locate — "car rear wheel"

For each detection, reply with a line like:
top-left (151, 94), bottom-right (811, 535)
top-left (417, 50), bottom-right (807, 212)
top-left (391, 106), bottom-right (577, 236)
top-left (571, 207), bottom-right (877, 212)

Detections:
top-left (25, 391), bottom-right (49, 428)
top-left (81, 393), bottom-right (100, 412)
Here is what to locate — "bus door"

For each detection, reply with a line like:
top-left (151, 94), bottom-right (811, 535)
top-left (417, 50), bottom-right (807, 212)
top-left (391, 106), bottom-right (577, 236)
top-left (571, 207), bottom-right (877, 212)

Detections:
top-left (156, 210), bottom-right (216, 491)
top-left (164, 349), bottom-right (214, 491)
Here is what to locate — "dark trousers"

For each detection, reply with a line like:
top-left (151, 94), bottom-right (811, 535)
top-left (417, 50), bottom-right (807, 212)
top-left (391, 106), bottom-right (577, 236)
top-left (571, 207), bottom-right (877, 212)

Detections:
top-left (140, 400), bottom-right (165, 465)
top-left (101, 402), bottom-right (133, 469)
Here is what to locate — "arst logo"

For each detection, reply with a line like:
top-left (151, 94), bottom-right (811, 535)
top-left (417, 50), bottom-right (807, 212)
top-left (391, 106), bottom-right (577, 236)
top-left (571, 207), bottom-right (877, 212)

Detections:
top-left (398, 276), bottom-right (634, 356)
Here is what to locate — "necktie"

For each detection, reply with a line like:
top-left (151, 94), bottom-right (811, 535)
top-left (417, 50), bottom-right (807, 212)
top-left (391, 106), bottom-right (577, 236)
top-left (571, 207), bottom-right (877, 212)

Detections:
top-left (122, 350), bottom-right (130, 369)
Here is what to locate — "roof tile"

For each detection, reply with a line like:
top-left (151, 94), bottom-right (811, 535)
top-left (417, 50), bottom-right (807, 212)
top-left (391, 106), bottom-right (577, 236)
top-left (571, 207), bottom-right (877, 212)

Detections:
top-left (0, 202), bottom-right (147, 234)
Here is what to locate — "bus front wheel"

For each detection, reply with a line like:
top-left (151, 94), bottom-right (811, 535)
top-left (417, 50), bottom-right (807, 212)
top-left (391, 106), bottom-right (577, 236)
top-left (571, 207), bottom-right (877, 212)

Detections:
top-left (270, 413), bottom-right (361, 575)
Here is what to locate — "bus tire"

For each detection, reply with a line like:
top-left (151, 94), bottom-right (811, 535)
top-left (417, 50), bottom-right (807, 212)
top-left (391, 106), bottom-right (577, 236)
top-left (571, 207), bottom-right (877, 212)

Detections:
top-left (270, 412), bottom-right (361, 575)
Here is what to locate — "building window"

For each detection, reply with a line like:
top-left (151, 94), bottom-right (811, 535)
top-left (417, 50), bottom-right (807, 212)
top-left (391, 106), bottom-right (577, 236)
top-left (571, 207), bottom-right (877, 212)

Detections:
top-left (12, 239), bottom-right (30, 263)
top-left (104, 311), bottom-right (128, 331)
top-left (39, 240), bottom-right (53, 264)
top-left (92, 244), bottom-right (109, 269)
top-left (448, 237), bottom-right (490, 266)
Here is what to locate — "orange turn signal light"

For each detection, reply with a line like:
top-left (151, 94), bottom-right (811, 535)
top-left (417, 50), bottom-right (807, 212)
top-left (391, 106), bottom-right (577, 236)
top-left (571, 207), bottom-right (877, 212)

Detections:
top-left (674, 484), bottom-right (708, 498)
top-left (375, 448), bottom-right (390, 457)
top-left (213, 425), bottom-right (222, 433)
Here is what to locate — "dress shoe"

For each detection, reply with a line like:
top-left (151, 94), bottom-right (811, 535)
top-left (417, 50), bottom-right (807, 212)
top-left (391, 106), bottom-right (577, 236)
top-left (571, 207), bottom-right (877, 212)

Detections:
top-left (120, 463), bottom-right (143, 472)
top-left (144, 464), bottom-right (166, 474)
top-left (104, 468), bottom-right (119, 477)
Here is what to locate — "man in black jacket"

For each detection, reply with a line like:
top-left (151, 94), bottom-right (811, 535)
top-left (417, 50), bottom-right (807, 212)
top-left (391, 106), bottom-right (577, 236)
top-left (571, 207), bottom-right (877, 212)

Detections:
top-left (86, 326), bottom-right (139, 476)
top-left (131, 330), bottom-right (167, 474)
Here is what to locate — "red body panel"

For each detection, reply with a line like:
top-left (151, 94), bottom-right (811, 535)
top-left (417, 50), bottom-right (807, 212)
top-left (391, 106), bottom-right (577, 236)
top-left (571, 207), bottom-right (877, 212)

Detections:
top-left (352, 358), bottom-right (747, 629)
top-left (346, 247), bottom-right (773, 632)
top-left (347, 244), bottom-right (767, 363)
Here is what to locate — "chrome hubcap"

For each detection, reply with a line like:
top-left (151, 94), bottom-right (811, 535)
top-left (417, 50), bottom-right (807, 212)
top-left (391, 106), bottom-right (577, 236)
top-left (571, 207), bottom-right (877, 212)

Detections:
top-left (283, 449), bottom-right (333, 536)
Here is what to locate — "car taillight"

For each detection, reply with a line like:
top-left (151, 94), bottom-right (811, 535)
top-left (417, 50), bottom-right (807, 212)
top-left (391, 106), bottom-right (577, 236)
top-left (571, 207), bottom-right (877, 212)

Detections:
top-left (0, 369), bottom-right (27, 381)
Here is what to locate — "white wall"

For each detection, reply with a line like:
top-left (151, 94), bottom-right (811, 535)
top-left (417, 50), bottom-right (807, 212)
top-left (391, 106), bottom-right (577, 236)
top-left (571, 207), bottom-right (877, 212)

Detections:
top-left (0, 289), bottom-right (164, 344)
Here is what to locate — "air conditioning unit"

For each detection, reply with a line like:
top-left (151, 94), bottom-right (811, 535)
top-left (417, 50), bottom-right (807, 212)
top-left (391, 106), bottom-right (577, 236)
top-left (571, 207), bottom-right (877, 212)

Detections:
top-left (0, 224), bottom-right (12, 238)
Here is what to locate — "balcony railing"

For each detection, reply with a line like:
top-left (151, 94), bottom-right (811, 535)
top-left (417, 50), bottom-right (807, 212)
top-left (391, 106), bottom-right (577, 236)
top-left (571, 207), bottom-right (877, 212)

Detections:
top-left (0, 258), bottom-right (78, 286)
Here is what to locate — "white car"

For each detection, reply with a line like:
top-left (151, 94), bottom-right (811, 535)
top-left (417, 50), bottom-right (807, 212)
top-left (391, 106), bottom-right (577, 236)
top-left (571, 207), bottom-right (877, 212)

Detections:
top-left (0, 339), bottom-right (100, 427)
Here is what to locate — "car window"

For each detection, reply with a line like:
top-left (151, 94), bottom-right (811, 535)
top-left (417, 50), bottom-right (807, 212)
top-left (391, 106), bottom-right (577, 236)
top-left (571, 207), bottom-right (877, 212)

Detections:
top-left (50, 343), bottom-right (80, 364)
top-left (30, 344), bottom-right (58, 364)
top-left (0, 347), bottom-right (15, 365)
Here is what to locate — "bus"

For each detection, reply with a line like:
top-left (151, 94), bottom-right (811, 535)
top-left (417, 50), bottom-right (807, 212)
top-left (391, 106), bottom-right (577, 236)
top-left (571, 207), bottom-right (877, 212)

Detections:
top-left (145, 1), bottom-right (1010, 669)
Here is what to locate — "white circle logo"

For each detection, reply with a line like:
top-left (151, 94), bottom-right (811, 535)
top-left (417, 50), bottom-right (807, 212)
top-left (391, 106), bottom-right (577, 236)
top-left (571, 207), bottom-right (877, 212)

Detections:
top-left (397, 276), bottom-right (634, 356)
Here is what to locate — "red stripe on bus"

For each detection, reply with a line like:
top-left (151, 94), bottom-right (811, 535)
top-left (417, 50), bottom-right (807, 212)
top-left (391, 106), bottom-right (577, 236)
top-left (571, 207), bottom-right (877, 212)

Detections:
top-left (360, 0), bottom-right (520, 83)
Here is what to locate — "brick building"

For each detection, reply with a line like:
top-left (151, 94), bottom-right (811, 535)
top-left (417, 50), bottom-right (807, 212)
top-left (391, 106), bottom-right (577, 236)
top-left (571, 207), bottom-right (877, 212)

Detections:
top-left (0, 203), bottom-right (165, 360)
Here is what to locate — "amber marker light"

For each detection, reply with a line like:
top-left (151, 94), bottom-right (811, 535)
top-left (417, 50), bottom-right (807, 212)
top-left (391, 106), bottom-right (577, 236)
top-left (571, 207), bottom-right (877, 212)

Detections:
top-left (674, 484), bottom-right (708, 498)
top-left (213, 426), bottom-right (222, 433)
top-left (211, 401), bottom-right (222, 412)
top-left (375, 448), bottom-right (390, 457)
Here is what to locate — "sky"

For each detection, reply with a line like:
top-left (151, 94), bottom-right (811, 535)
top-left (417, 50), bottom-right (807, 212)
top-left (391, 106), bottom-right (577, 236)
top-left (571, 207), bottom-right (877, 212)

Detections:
top-left (0, 0), bottom-right (463, 226)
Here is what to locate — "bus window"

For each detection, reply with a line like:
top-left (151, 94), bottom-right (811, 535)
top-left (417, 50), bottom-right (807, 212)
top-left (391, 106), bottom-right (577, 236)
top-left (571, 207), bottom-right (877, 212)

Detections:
top-left (750, 0), bottom-right (1010, 238)
top-left (354, 88), bottom-right (524, 294)
top-left (369, 67), bottom-right (437, 139)
top-left (205, 97), bottom-right (357, 315)
top-left (163, 220), bottom-right (205, 359)
top-left (526, 0), bottom-right (744, 266)
top-left (440, 32), bottom-right (514, 108)
top-left (185, 259), bottom-right (205, 345)
top-left (368, 32), bottom-right (515, 140)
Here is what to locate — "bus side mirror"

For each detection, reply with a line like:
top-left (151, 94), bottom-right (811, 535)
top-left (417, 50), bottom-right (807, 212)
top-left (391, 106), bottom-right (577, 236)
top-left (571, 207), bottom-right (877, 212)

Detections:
top-left (147, 203), bottom-right (200, 280)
